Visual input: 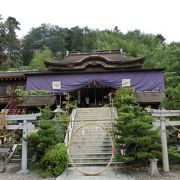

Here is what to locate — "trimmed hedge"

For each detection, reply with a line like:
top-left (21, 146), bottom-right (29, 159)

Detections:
top-left (41, 143), bottom-right (67, 177)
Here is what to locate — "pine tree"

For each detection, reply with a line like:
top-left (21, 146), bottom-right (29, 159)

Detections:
top-left (113, 88), bottom-right (161, 165)
top-left (27, 106), bottom-right (63, 160)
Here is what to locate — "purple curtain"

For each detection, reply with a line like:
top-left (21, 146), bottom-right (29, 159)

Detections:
top-left (26, 71), bottom-right (164, 94)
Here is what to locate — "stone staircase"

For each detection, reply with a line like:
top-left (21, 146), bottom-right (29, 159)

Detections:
top-left (69, 107), bottom-right (114, 167)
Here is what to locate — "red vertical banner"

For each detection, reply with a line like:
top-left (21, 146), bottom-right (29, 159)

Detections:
top-left (112, 145), bottom-right (115, 158)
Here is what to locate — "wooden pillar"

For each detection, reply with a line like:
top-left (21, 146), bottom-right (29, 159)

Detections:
top-left (59, 94), bottom-right (61, 107)
top-left (77, 90), bottom-right (81, 105)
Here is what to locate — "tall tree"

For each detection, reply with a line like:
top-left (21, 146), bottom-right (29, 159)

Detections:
top-left (21, 24), bottom-right (67, 65)
top-left (29, 46), bottom-right (53, 70)
top-left (156, 42), bottom-right (180, 75)
top-left (66, 26), bottom-right (84, 51)
top-left (82, 27), bottom-right (97, 51)
top-left (161, 72), bottom-right (180, 110)
top-left (0, 15), bottom-right (21, 69)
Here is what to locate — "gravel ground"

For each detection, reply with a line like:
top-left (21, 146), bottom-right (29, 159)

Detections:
top-left (133, 170), bottom-right (180, 180)
top-left (128, 164), bottom-right (180, 180)
top-left (0, 163), bottom-right (55, 180)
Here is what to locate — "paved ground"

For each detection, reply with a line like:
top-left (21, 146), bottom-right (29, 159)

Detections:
top-left (56, 166), bottom-right (135, 180)
top-left (1, 163), bottom-right (180, 180)
top-left (0, 163), bottom-right (55, 180)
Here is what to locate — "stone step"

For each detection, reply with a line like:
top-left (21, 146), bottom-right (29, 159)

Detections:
top-left (71, 146), bottom-right (111, 150)
top-left (77, 110), bottom-right (111, 113)
top-left (75, 119), bottom-right (111, 122)
top-left (68, 161), bottom-right (111, 166)
top-left (71, 157), bottom-right (111, 160)
top-left (76, 112), bottom-right (111, 114)
top-left (71, 136), bottom-right (111, 139)
top-left (72, 132), bottom-right (112, 135)
top-left (72, 159), bottom-right (111, 164)
top-left (71, 140), bottom-right (111, 143)
top-left (70, 152), bottom-right (112, 156)
top-left (75, 120), bottom-right (112, 123)
top-left (74, 119), bottom-right (112, 122)
top-left (70, 107), bottom-right (114, 167)
top-left (68, 161), bottom-right (124, 167)
top-left (70, 144), bottom-right (112, 147)
top-left (76, 115), bottom-right (111, 117)
top-left (71, 136), bottom-right (111, 140)
top-left (77, 107), bottom-right (111, 111)
top-left (70, 150), bottom-right (112, 156)
top-left (10, 154), bottom-right (32, 163)
top-left (10, 157), bottom-right (32, 163)
top-left (73, 125), bottom-right (112, 130)
top-left (70, 144), bottom-right (112, 148)
top-left (71, 142), bottom-right (111, 146)
top-left (72, 128), bottom-right (111, 132)
top-left (77, 111), bottom-right (111, 114)
top-left (0, 161), bottom-right (6, 172)
top-left (10, 158), bottom-right (21, 163)
top-left (72, 128), bottom-right (112, 131)
top-left (71, 141), bottom-right (111, 145)
top-left (75, 118), bottom-right (111, 120)
top-left (76, 114), bottom-right (111, 117)
top-left (73, 126), bottom-right (112, 129)
top-left (70, 151), bottom-right (111, 155)
top-left (75, 117), bottom-right (111, 119)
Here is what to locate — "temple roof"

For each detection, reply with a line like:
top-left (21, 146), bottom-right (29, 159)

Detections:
top-left (0, 71), bottom-right (25, 78)
top-left (16, 95), bottom-right (56, 107)
top-left (134, 92), bottom-right (165, 104)
top-left (44, 50), bottom-right (145, 72)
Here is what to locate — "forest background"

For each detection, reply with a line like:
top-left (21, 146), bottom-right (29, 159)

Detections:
top-left (0, 15), bottom-right (180, 109)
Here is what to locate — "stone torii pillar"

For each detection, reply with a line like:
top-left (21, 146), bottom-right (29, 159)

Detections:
top-left (160, 116), bottom-right (169, 173)
top-left (6, 113), bottom-right (41, 174)
top-left (18, 119), bottom-right (28, 173)
top-left (146, 108), bottom-right (180, 174)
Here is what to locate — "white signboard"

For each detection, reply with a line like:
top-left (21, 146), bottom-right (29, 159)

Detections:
top-left (52, 81), bottom-right (61, 89)
top-left (122, 79), bottom-right (131, 87)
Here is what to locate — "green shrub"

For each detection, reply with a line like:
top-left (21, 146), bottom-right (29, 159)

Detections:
top-left (27, 119), bottom-right (61, 160)
top-left (41, 144), bottom-right (67, 177)
top-left (15, 88), bottom-right (50, 101)
top-left (27, 106), bottom-right (67, 160)
top-left (161, 85), bottom-right (180, 110)
top-left (113, 88), bottom-right (161, 165)
top-left (168, 146), bottom-right (180, 159)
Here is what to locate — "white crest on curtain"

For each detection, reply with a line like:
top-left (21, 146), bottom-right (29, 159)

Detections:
top-left (52, 81), bottom-right (61, 89)
top-left (122, 79), bottom-right (131, 87)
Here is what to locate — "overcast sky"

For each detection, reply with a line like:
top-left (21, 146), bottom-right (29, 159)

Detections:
top-left (0, 0), bottom-right (180, 43)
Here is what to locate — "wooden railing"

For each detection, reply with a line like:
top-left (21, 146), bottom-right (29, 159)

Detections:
top-left (0, 96), bottom-right (11, 106)
top-left (4, 97), bottom-right (14, 110)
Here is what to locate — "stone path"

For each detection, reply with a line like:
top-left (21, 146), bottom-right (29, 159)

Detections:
top-left (56, 166), bottom-right (135, 180)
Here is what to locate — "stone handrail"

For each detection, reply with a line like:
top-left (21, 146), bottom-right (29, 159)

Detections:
top-left (64, 108), bottom-right (77, 146)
